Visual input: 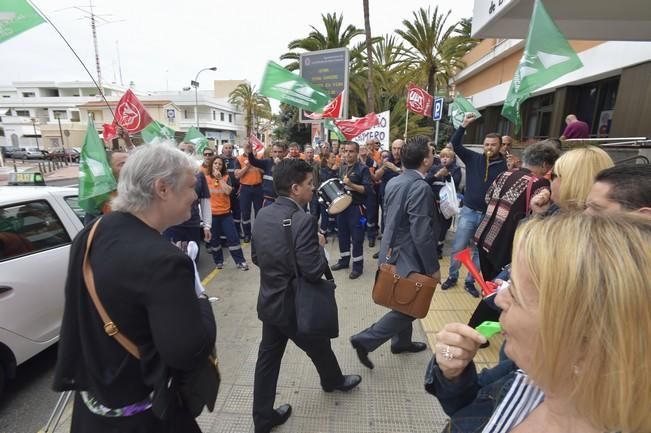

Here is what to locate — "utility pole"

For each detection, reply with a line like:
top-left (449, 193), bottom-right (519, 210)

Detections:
top-left (116, 40), bottom-right (124, 86)
top-left (89, 0), bottom-right (103, 95)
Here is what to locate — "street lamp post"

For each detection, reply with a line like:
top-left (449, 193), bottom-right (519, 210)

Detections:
top-left (30, 118), bottom-right (40, 150)
top-left (191, 66), bottom-right (217, 130)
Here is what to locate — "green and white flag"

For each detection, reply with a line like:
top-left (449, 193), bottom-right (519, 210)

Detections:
top-left (141, 120), bottom-right (177, 144)
top-left (501, 0), bottom-right (583, 131)
top-left (450, 95), bottom-right (482, 129)
top-left (0, 0), bottom-right (45, 43)
top-left (183, 126), bottom-right (208, 155)
top-left (79, 121), bottom-right (116, 213)
top-left (259, 61), bottom-right (331, 112)
top-left (325, 118), bottom-right (345, 142)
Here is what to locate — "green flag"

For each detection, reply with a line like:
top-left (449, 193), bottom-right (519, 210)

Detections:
top-left (79, 121), bottom-right (116, 213)
top-left (141, 120), bottom-right (177, 144)
top-left (325, 118), bottom-right (345, 142)
top-left (450, 94), bottom-right (482, 129)
top-left (259, 61), bottom-right (331, 112)
top-left (501, 0), bottom-right (583, 131)
top-left (0, 0), bottom-right (45, 43)
top-left (183, 126), bottom-right (208, 155)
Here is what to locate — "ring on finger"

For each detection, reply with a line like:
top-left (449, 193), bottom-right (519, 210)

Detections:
top-left (442, 345), bottom-right (454, 361)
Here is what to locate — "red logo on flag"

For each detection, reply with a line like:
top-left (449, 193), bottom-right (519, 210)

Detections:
top-left (114, 89), bottom-right (153, 133)
top-left (249, 134), bottom-right (265, 153)
top-left (333, 113), bottom-right (379, 140)
top-left (306, 91), bottom-right (344, 120)
top-left (406, 83), bottom-right (434, 117)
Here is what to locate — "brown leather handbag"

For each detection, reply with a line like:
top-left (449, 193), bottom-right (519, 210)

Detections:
top-left (371, 180), bottom-right (437, 319)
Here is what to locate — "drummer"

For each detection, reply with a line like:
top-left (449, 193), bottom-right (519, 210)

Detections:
top-left (330, 141), bottom-right (374, 279)
top-left (319, 152), bottom-right (340, 238)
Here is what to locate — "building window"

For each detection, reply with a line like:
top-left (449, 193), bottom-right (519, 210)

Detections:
top-left (212, 110), bottom-right (216, 121)
top-left (22, 92), bottom-right (36, 97)
top-left (70, 111), bottom-right (81, 122)
top-left (220, 112), bottom-right (224, 121)
top-left (184, 110), bottom-right (188, 119)
top-left (50, 137), bottom-right (60, 147)
top-left (228, 114), bottom-right (233, 123)
top-left (15, 110), bottom-right (30, 117)
top-left (53, 110), bottom-right (68, 120)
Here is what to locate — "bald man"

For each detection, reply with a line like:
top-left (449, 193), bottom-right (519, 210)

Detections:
top-left (560, 114), bottom-right (589, 140)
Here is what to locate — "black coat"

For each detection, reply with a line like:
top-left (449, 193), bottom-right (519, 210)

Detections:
top-left (251, 196), bottom-right (327, 328)
top-left (53, 211), bottom-right (216, 432)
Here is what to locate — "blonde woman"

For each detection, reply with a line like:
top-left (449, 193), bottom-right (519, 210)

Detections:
top-left (532, 146), bottom-right (614, 214)
top-left (427, 212), bottom-right (651, 433)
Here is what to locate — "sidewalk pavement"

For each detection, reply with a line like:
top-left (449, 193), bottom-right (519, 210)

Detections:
top-left (44, 165), bottom-right (78, 181)
top-left (54, 235), bottom-right (500, 433)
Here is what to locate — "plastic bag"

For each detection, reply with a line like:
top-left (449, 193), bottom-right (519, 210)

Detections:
top-left (439, 180), bottom-right (460, 219)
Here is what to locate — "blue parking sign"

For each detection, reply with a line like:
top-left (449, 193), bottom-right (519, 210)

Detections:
top-left (433, 97), bottom-right (444, 121)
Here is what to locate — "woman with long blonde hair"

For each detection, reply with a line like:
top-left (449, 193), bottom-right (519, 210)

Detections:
top-left (428, 212), bottom-right (651, 433)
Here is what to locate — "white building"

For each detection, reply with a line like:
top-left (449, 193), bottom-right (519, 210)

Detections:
top-left (0, 81), bottom-right (245, 151)
top-left (0, 81), bottom-right (127, 150)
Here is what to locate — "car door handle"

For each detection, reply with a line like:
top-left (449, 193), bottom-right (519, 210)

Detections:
top-left (0, 286), bottom-right (13, 295)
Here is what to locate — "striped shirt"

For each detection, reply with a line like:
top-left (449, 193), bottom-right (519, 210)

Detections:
top-left (482, 369), bottom-right (544, 433)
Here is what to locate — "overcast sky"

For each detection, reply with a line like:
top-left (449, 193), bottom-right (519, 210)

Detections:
top-left (1, 0), bottom-right (473, 94)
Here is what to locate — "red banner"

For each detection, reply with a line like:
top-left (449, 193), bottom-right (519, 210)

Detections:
top-left (305, 91), bottom-right (344, 120)
top-left (406, 83), bottom-right (434, 117)
top-left (114, 89), bottom-right (153, 134)
top-left (333, 113), bottom-right (379, 140)
top-left (249, 134), bottom-right (265, 153)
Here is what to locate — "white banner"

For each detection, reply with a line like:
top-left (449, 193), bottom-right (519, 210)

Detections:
top-left (351, 110), bottom-right (390, 150)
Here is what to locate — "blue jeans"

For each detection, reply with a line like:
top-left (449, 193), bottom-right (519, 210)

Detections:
top-left (447, 206), bottom-right (482, 282)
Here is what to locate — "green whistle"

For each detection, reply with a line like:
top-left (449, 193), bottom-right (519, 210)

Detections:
top-left (475, 321), bottom-right (502, 339)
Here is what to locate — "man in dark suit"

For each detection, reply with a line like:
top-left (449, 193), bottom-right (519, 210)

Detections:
top-left (350, 136), bottom-right (441, 369)
top-left (251, 159), bottom-right (361, 433)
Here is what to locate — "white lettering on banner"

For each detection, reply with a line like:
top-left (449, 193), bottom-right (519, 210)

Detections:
top-left (351, 110), bottom-right (390, 149)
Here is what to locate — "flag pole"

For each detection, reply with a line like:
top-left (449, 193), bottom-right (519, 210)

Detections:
top-left (27, 1), bottom-right (119, 123)
top-left (404, 108), bottom-right (409, 140)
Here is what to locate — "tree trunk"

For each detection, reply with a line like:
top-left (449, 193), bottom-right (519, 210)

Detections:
top-left (363, 0), bottom-right (375, 113)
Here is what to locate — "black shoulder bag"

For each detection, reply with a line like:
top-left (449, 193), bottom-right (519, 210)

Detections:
top-left (282, 210), bottom-right (339, 338)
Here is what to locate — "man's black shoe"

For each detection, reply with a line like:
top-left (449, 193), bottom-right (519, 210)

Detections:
top-left (441, 278), bottom-right (457, 290)
top-left (349, 271), bottom-right (362, 279)
top-left (350, 339), bottom-right (374, 369)
top-left (464, 282), bottom-right (480, 298)
top-left (323, 374), bottom-right (362, 392)
top-left (377, 234), bottom-right (382, 240)
top-left (372, 251), bottom-right (380, 259)
top-left (368, 239), bottom-right (376, 248)
top-left (330, 262), bottom-right (348, 271)
top-left (391, 342), bottom-right (428, 354)
top-left (256, 404), bottom-right (292, 433)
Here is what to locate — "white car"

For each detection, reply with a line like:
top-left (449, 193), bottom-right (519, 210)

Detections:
top-left (0, 178), bottom-right (84, 394)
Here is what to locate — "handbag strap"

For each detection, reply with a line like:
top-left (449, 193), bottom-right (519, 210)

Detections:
top-left (83, 218), bottom-right (141, 360)
top-left (282, 208), bottom-right (334, 282)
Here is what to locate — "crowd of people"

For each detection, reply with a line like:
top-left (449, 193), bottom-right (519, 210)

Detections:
top-left (53, 112), bottom-right (651, 433)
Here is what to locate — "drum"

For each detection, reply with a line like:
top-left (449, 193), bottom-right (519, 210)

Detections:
top-left (317, 178), bottom-right (352, 214)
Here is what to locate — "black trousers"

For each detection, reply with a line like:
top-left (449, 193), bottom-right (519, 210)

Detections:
top-left (468, 248), bottom-right (502, 328)
top-left (252, 321), bottom-right (344, 433)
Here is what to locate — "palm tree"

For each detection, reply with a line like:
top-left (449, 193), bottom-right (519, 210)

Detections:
top-left (280, 12), bottom-right (365, 71)
top-left (228, 83), bottom-right (271, 138)
top-left (396, 6), bottom-right (470, 95)
top-left (362, 0), bottom-right (375, 113)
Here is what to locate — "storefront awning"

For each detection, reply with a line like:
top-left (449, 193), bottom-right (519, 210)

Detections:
top-left (472, 0), bottom-right (651, 41)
